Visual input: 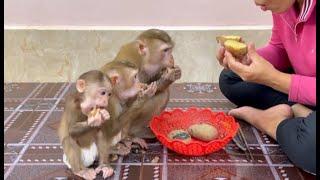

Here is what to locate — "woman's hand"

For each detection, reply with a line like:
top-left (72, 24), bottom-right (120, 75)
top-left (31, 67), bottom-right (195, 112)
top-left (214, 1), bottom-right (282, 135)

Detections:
top-left (225, 43), bottom-right (278, 85)
top-left (216, 46), bottom-right (228, 68)
top-left (216, 45), bottom-right (251, 69)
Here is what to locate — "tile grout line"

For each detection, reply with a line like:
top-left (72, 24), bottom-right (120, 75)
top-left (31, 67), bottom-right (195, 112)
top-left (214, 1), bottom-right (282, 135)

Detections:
top-left (6, 163), bottom-right (294, 167)
top-left (162, 147), bottom-right (168, 180)
top-left (4, 83), bottom-right (71, 180)
top-left (6, 143), bottom-right (279, 147)
top-left (252, 127), bottom-right (280, 180)
top-left (113, 156), bottom-right (124, 180)
top-left (4, 84), bottom-right (43, 125)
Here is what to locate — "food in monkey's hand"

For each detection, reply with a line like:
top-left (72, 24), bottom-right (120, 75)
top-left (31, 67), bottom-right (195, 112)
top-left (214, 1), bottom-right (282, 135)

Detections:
top-left (89, 106), bottom-right (100, 117)
top-left (168, 129), bottom-right (191, 143)
top-left (188, 123), bottom-right (218, 142)
top-left (216, 35), bottom-right (242, 45)
top-left (223, 40), bottom-right (248, 59)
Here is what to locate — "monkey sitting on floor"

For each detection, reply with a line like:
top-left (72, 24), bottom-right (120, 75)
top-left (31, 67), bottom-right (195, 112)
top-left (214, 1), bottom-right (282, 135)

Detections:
top-left (101, 29), bottom-right (181, 152)
top-left (58, 70), bottom-right (115, 179)
top-left (58, 69), bottom-right (157, 179)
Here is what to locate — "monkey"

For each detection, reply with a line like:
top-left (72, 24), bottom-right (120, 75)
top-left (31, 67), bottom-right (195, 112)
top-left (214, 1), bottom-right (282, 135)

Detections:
top-left (100, 60), bottom-right (158, 157)
top-left (58, 69), bottom-right (156, 179)
top-left (100, 29), bottom-right (181, 150)
top-left (58, 70), bottom-right (114, 179)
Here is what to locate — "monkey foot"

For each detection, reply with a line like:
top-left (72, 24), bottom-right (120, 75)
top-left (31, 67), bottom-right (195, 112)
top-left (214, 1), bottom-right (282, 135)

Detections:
top-left (132, 137), bottom-right (148, 149)
top-left (122, 139), bottom-right (133, 149)
top-left (95, 165), bottom-right (114, 179)
top-left (74, 168), bottom-right (96, 180)
top-left (111, 143), bottom-right (131, 156)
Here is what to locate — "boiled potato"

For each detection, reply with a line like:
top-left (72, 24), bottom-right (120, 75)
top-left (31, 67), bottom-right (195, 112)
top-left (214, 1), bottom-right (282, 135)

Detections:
top-left (168, 129), bottom-right (191, 143)
top-left (224, 40), bottom-right (248, 58)
top-left (89, 107), bottom-right (100, 117)
top-left (188, 123), bottom-right (218, 142)
top-left (216, 35), bottom-right (242, 45)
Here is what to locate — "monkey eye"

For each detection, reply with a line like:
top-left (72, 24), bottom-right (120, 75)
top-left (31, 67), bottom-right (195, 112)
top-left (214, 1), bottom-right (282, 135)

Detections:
top-left (163, 48), bottom-right (169, 52)
top-left (101, 91), bottom-right (106, 96)
top-left (108, 93), bottom-right (112, 96)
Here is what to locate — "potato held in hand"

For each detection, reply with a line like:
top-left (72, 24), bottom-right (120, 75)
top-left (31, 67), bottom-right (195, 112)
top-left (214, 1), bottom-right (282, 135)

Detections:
top-left (216, 35), bottom-right (242, 45)
top-left (89, 107), bottom-right (100, 117)
top-left (224, 40), bottom-right (248, 59)
top-left (168, 129), bottom-right (191, 143)
top-left (188, 123), bottom-right (218, 142)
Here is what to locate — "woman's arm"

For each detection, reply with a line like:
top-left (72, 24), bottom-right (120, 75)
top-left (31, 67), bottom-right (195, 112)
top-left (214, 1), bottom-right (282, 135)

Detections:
top-left (266, 71), bottom-right (316, 106)
top-left (256, 15), bottom-right (291, 72)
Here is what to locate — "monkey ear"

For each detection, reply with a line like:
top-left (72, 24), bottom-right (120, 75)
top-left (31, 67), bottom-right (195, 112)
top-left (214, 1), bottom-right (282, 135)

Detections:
top-left (106, 70), bottom-right (120, 86)
top-left (76, 79), bottom-right (86, 93)
top-left (136, 40), bottom-right (147, 56)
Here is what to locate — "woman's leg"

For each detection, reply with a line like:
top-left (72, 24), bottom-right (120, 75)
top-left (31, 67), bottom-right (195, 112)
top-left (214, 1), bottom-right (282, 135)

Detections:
top-left (276, 111), bottom-right (316, 174)
top-left (219, 69), bottom-right (291, 109)
top-left (229, 105), bottom-right (316, 174)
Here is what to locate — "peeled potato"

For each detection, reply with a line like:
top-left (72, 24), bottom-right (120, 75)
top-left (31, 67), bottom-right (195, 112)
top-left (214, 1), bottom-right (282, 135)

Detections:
top-left (216, 35), bottom-right (242, 45)
top-left (168, 129), bottom-right (191, 143)
top-left (224, 40), bottom-right (248, 58)
top-left (188, 123), bottom-right (218, 142)
top-left (89, 107), bottom-right (100, 117)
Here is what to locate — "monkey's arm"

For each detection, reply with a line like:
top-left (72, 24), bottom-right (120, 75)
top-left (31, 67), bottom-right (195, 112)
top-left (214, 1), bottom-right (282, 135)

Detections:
top-left (111, 97), bottom-right (147, 135)
top-left (69, 121), bottom-right (96, 138)
top-left (155, 77), bottom-right (173, 92)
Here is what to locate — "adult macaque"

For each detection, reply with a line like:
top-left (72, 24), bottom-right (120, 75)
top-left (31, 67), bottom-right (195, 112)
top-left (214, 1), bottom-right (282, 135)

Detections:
top-left (58, 70), bottom-right (113, 179)
top-left (101, 29), bottom-right (181, 145)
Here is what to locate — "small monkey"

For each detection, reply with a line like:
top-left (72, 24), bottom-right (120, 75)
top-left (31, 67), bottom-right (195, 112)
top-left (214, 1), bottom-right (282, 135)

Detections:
top-left (100, 61), bottom-right (157, 157)
top-left (58, 70), bottom-right (114, 179)
top-left (101, 29), bottom-right (181, 149)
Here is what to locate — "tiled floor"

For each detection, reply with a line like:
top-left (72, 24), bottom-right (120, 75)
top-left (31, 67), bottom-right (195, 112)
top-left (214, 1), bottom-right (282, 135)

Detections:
top-left (4, 83), bottom-right (315, 180)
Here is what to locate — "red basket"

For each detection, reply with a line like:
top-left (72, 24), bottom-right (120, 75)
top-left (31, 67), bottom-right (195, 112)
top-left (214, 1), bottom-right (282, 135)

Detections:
top-left (150, 107), bottom-right (239, 156)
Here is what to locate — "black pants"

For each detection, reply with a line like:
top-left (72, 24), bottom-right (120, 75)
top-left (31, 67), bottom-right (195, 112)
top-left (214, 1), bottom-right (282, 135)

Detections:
top-left (219, 69), bottom-right (316, 174)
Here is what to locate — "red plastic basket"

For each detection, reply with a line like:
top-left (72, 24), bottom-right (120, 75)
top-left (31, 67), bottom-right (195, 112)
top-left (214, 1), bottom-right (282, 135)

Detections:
top-left (150, 107), bottom-right (239, 156)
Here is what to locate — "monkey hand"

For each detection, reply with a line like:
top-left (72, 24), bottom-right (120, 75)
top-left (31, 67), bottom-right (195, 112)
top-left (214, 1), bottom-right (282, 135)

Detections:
top-left (138, 82), bottom-right (157, 99)
top-left (99, 109), bottom-right (111, 121)
top-left (144, 82), bottom-right (157, 97)
top-left (75, 168), bottom-right (96, 180)
top-left (87, 112), bottom-right (104, 127)
top-left (162, 66), bottom-right (181, 82)
top-left (173, 65), bottom-right (182, 81)
top-left (95, 164), bottom-right (114, 179)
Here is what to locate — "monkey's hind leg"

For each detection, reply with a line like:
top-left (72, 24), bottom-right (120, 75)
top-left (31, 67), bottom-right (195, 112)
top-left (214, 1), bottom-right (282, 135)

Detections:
top-left (62, 136), bottom-right (96, 180)
top-left (96, 131), bottom-right (115, 178)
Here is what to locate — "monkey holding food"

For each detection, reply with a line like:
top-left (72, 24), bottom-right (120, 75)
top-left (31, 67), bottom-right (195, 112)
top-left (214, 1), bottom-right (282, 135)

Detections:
top-left (101, 60), bottom-right (158, 156)
top-left (58, 68), bottom-right (156, 179)
top-left (58, 70), bottom-right (114, 179)
top-left (101, 29), bottom-right (182, 151)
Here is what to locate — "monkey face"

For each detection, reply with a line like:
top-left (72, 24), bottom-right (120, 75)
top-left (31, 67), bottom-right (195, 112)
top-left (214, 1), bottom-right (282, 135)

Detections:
top-left (147, 40), bottom-right (175, 69)
top-left (115, 68), bottom-right (143, 101)
top-left (81, 81), bottom-right (112, 115)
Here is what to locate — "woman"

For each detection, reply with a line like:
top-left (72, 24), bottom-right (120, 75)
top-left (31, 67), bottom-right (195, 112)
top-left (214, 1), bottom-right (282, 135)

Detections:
top-left (216, 0), bottom-right (316, 174)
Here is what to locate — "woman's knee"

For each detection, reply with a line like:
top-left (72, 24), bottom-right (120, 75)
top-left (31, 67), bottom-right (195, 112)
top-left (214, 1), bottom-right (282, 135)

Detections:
top-left (218, 69), bottom-right (241, 98)
top-left (276, 112), bottom-right (316, 174)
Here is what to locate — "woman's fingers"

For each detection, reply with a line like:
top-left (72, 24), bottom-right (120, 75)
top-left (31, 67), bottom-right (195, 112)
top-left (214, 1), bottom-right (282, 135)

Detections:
top-left (225, 51), bottom-right (249, 76)
top-left (216, 47), bottom-right (226, 65)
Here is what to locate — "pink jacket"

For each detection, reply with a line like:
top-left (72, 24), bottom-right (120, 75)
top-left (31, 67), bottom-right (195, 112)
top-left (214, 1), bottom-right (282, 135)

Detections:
top-left (257, 0), bottom-right (316, 106)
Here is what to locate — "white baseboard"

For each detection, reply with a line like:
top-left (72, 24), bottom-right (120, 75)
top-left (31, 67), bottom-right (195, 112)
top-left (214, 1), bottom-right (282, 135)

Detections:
top-left (4, 25), bottom-right (272, 31)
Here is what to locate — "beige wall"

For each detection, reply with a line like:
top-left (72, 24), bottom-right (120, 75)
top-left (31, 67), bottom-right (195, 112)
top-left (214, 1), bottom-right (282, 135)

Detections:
top-left (4, 0), bottom-right (272, 26)
top-left (4, 0), bottom-right (273, 82)
top-left (4, 29), bottom-right (271, 82)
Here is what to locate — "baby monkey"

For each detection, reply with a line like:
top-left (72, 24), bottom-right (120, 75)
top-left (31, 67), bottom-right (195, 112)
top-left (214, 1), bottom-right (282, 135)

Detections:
top-left (58, 70), bottom-right (113, 179)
